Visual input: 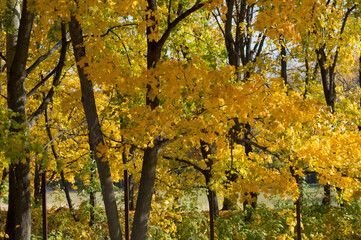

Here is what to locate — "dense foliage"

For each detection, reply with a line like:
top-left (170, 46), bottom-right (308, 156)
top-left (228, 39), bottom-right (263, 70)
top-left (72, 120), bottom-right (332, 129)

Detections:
top-left (1, 0), bottom-right (361, 239)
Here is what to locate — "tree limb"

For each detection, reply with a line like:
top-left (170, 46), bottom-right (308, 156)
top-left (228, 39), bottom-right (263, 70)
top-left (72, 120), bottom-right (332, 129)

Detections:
top-left (28, 23), bottom-right (67, 129)
top-left (162, 155), bottom-right (206, 175)
top-left (27, 68), bottom-right (56, 98)
top-left (25, 39), bottom-right (63, 77)
top-left (158, 0), bottom-right (204, 50)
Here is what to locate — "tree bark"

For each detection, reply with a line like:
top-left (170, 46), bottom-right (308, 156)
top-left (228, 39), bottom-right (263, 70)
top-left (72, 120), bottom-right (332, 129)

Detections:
top-left (69, 15), bottom-right (122, 240)
top-left (5, 0), bottom-right (34, 239)
top-left (131, 146), bottom-right (161, 240)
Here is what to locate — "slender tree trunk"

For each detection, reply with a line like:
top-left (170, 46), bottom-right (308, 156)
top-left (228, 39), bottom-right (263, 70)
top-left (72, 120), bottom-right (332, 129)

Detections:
top-left (208, 190), bottom-right (215, 240)
top-left (316, 48), bottom-right (335, 205)
top-left (34, 162), bottom-right (41, 205)
top-left (280, 36), bottom-right (288, 86)
top-left (129, 175), bottom-right (135, 211)
top-left (0, 169), bottom-right (7, 229)
top-left (124, 169), bottom-right (130, 240)
top-left (60, 171), bottom-right (79, 221)
top-left (42, 171), bottom-right (48, 240)
top-left (200, 141), bottom-right (219, 218)
top-left (89, 164), bottom-right (96, 227)
top-left (69, 15), bottom-right (122, 240)
top-left (45, 105), bottom-right (79, 221)
top-left (207, 189), bottom-right (219, 217)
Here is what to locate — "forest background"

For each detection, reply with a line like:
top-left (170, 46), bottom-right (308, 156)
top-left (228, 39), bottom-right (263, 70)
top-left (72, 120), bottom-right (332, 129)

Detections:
top-left (1, 0), bottom-right (361, 239)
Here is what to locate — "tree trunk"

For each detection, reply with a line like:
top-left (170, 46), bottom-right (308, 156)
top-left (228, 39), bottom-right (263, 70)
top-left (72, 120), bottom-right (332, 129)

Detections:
top-left (280, 36), bottom-right (288, 86)
top-left (131, 146), bottom-right (160, 240)
top-left (34, 162), bottom-right (41, 205)
top-left (45, 105), bottom-right (79, 221)
top-left (129, 175), bottom-right (135, 211)
top-left (207, 189), bottom-right (219, 217)
top-left (6, 1), bottom-right (34, 239)
top-left (69, 15), bottom-right (122, 240)
top-left (89, 164), bottom-right (96, 227)
top-left (316, 48), bottom-right (335, 205)
top-left (42, 172), bottom-right (48, 240)
top-left (60, 171), bottom-right (79, 221)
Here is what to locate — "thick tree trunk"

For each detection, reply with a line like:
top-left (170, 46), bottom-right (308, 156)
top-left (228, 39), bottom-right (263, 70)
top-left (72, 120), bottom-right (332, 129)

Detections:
top-left (131, 146), bottom-right (160, 240)
top-left (69, 16), bottom-right (122, 240)
top-left (5, 1), bottom-right (20, 237)
top-left (5, 1), bottom-right (34, 239)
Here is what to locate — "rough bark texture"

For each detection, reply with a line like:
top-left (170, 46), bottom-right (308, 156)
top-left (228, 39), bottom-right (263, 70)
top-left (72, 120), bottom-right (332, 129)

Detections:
top-left (69, 15), bottom-right (122, 240)
top-left (6, 1), bottom-right (34, 239)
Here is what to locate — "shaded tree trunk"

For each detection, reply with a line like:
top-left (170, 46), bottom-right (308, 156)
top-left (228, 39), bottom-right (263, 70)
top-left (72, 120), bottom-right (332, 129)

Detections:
top-left (131, 145), bottom-right (161, 240)
top-left (69, 15), bottom-right (122, 240)
top-left (129, 175), bottom-right (135, 211)
top-left (34, 162), bottom-right (42, 205)
top-left (89, 164), bottom-right (96, 227)
top-left (5, 1), bottom-right (34, 239)
top-left (316, 47), bottom-right (335, 206)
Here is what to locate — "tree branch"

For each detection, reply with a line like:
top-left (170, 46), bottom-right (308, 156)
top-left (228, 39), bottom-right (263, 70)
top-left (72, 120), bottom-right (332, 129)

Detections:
top-left (30, 120), bottom-right (86, 161)
top-left (157, 0), bottom-right (204, 50)
top-left (99, 23), bottom-right (138, 37)
top-left (162, 155), bottom-right (206, 175)
top-left (28, 23), bottom-right (67, 129)
top-left (25, 39), bottom-right (63, 77)
top-left (27, 68), bottom-right (56, 98)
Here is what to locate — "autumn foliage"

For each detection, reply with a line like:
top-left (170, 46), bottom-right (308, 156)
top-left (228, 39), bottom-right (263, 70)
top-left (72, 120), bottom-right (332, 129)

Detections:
top-left (1, 0), bottom-right (361, 239)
